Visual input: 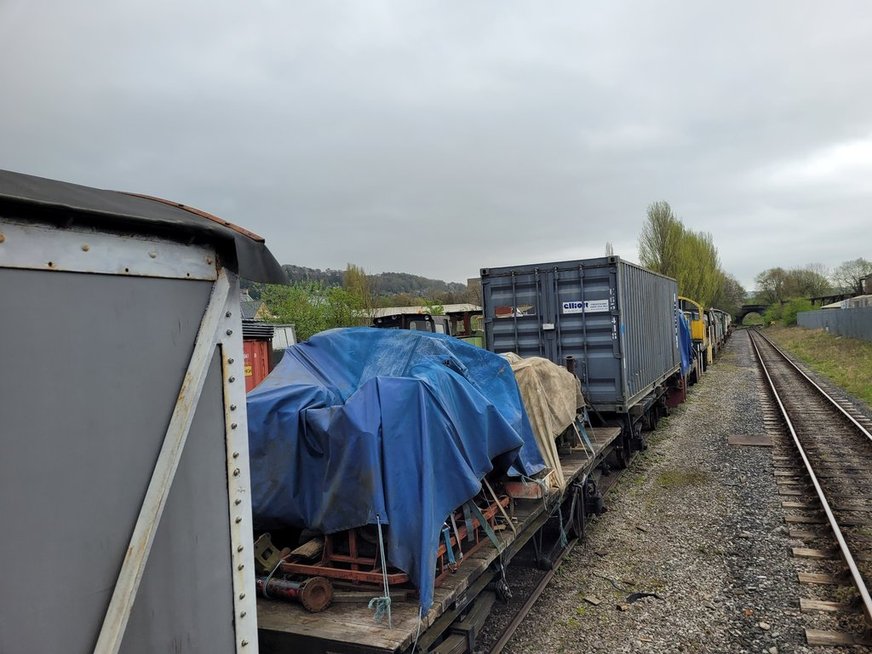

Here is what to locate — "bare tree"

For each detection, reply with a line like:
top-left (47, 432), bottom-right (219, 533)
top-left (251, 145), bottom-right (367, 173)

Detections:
top-left (831, 258), bottom-right (872, 295)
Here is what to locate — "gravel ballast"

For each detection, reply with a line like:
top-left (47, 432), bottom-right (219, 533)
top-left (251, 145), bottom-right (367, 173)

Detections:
top-left (497, 330), bottom-right (864, 654)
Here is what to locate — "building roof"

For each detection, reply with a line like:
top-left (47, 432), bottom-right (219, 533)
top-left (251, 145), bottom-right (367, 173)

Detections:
top-left (0, 169), bottom-right (287, 283)
top-left (240, 300), bottom-right (266, 320)
top-left (372, 303), bottom-right (481, 318)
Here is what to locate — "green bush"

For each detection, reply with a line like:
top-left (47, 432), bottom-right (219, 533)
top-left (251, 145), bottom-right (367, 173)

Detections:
top-left (781, 297), bottom-right (814, 326)
top-left (763, 298), bottom-right (814, 327)
top-left (763, 303), bottom-right (782, 325)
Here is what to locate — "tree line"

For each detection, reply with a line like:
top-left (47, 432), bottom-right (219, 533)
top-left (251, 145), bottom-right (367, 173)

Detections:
top-left (636, 200), bottom-right (871, 325)
top-left (754, 259), bottom-right (872, 304)
top-left (637, 201), bottom-right (745, 316)
top-left (254, 264), bottom-right (480, 341)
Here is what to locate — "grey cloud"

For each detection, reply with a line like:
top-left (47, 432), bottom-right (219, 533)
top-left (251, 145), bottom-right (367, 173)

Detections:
top-left (2, 0), bottom-right (871, 290)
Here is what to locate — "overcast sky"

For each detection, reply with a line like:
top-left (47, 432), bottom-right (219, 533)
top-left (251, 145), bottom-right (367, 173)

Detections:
top-left (2, 1), bottom-right (870, 290)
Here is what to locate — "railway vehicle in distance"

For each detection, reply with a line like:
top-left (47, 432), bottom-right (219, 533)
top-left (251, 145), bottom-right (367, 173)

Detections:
top-left (706, 308), bottom-right (732, 358)
top-left (679, 295), bottom-right (710, 380)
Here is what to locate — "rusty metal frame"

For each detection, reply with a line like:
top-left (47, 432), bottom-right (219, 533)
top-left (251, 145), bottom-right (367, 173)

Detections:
top-left (94, 266), bottom-right (257, 653)
top-left (278, 496), bottom-right (511, 589)
top-left (280, 529), bottom-right (411, 585)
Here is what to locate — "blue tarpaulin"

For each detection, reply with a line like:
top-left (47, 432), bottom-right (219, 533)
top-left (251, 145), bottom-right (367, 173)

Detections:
top-left (246, 328), bottom-right (545, 612)
top-left (677, 311), bottom-right (694, 376)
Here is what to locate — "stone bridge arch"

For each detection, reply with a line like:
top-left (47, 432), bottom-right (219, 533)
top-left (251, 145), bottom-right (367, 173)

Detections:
top-left (737, 304), bottom-right (768, 324)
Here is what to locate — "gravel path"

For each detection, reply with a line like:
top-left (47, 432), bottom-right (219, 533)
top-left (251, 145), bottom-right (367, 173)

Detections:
top-left (499, 330), bottom-right (868, 654)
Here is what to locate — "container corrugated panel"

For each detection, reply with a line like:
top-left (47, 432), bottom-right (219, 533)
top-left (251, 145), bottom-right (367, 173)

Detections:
top-left (481, 256), bottom-right (680, 412)
top-left (243, 339), bottom-right (271, 392)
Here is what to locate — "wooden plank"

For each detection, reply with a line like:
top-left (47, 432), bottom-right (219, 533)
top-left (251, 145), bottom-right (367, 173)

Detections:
top-left (806, 629), bottom-right (872, 646)
top-left (785, 515), bottom-right (825, 524)
top-left (798, 572), bottom-right (840, 585)
top-left (778, 489), bottom-right (804, 496)
top-left (589, 427), bottom-right (622, 444)
top-left (800, 598), bottom-right (850, 612)
top-left (782, 501), bottom-right (813, 509)
top-left (727, 434), bottom-right (772, 447)
top-left (789, 529), bottom-right (821, 539)
top-left (792, 547), bottom-right (833, 559)
top-left (290, 538), bottom-right (324, 559)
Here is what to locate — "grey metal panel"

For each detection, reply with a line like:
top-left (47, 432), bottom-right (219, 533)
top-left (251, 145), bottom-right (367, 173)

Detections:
top-left (121, 354), bottom-right (235, 654)
top-left (797, 307), bottom-right (872, 341)
top-left (481, 256), bottom-right (679, 412)
top-left (0, 270), bottom-right (233, 653)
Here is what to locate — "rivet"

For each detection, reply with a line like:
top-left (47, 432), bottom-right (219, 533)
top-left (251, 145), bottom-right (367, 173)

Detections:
top-left (235, 499), bottom-right (242, 505)
top-left (47, 261), bottom-right (54, 268)
top-left (226, 329), bottom-right (233, 336)
top-left (233, 468), bottom-right (241, 477)
top-left (238, 563), bottom-right (245, 570)
top-left (228, 358), bottom-right (234, 364)
top-left (233, 451), bottom-right (240, 458)
top-left (235, 516), bottom-right (242, 523)
top-left (228, 376), bottom-right (235, 383)
top-left (225, 311), bottom-right (232, 318)
top-left (148, 251), bottom-right (157, 258)
top-left (241, 640), bottom-right (249, 647)
top-left (231, 423), bottom-right (238, 430)
top-left (81, 244), bottom-right (90, 252)
top-left (239, 592), bottom-right (246, 599)
top-left (230, 404), bottom-right (237, 411)
top-left (206, 257), bottom-right (213, 264)
top-left (237, 545), bottom-right (244, 552)
top-left (240, 611), bottom-right (247, 618)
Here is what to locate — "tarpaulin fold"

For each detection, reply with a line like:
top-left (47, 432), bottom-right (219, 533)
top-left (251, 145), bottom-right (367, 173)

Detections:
top-left (246, 328), bottom-right (545, 612)
top-left (503, 353), bottom-right (585, 489)
top-left (678, 312), bottom-right (694, 377)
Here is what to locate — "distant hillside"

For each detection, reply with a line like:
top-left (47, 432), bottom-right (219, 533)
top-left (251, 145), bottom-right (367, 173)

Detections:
top-left (281, 265), bottom-right (467, 297)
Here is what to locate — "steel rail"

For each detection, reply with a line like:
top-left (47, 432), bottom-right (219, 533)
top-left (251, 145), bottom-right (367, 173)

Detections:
top-left (753, 329), bottom-right (872, 444)
top-left (749, 329), bottom-right (872, 627)
top-left (487, 538), bottom-right (578, 654)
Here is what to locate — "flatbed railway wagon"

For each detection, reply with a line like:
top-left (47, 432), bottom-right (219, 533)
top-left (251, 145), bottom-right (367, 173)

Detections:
top-left (0, 170), bottom-right (286, 653)
top-left (252, 328), bottom-right (624, 654)
top-left (480, 256), bottom-right (681, 457)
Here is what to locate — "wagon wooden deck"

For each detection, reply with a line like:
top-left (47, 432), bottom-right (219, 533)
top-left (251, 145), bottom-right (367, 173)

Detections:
top-left (257, 426), bottom-right (622, 654)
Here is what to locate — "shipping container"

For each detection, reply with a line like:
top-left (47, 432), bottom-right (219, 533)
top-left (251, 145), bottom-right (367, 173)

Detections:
top-left (242, 320), bottom-right (275, 391)
top-left (243, 339), bottom-right (271, 391)
top-left (481, 256), bottom-right (680, 414)
top-left (0, 169), bottom-right (285, 653)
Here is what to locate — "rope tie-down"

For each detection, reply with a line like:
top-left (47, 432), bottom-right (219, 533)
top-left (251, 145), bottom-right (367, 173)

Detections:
top-left (368, 514), bottom-right (393, 628)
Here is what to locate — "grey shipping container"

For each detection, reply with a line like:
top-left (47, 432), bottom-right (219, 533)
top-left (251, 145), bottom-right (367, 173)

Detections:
top-left (0, 170), bottom-right (286, 653)
top-left (481, 256), bottom-right (680, 413)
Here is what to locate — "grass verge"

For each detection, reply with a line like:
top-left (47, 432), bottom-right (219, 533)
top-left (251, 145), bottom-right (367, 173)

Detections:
top-left (763, 325), bottom-right (872, 406)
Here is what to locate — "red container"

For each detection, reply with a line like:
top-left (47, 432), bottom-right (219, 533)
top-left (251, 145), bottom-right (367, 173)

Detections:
top-left (243, 340), bottom-right (270, 392)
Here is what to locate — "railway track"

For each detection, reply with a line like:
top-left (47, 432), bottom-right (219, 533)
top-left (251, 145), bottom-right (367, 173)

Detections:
top-left (480, 459), bottom-right (627, 653)
top-left (749, 328), bottom-right (872, 646)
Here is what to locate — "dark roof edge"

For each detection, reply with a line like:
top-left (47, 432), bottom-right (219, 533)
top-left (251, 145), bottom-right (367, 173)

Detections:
top-left (0, 169), bottom-right (288, 284)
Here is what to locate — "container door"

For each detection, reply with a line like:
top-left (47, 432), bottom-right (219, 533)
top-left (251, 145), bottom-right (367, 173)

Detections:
top-left (550, 261), bottom-right (622, 409)
top-left (485, 269), bottom-right (552, 358)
